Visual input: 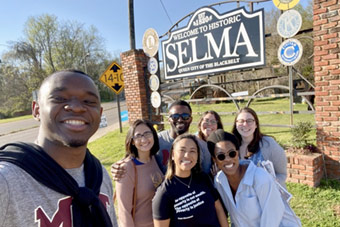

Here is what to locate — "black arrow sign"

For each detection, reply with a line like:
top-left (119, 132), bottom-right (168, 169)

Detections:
top-left (112, 83), bottom-right (122, 92)
top-left (110, 64), bottom-right (121, 72)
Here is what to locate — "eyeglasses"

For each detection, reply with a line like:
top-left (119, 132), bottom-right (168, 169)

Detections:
top-left (169, 113), bottom-right (191, 121)
top-left (133, 131), bottom-right (153, 140)
top-left (236, 119), bottom-right (255, 125)
top-left (203, 119), bottom-right (217, 125)
top-left (216, 150), bottom-right (237, 161)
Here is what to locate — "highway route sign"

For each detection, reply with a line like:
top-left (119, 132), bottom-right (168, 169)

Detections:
top-left (100, 61), bottom-right (124, 94)
top-left (278, 38), bottom-right (303, 66)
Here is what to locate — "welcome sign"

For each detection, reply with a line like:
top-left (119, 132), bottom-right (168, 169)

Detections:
top-left (162, 7), bottom-right (265, 80)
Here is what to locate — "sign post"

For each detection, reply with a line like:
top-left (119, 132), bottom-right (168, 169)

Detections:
top-left (117, 94), bottom-right (122, 133)
top-left (99, 61), bottom-right (124, 133)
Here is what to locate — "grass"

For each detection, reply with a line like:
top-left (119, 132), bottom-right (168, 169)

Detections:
top-left (88, 98), bottom-right (339, 226)
top-left (0, 114), bottom-right (33, 124)
top-left (287, 179), bottom-right (340, 226)
top-left (189, 97), bottom-right (315, 146)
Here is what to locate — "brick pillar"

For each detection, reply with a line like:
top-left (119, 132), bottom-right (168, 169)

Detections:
top-left (313, 0), bottom-right (340, 179)
top-left (121, 49), bottom-right (162, 126)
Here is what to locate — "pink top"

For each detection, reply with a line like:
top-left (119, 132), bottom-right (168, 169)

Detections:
top-left (116, 156), bottom-right (163, 227)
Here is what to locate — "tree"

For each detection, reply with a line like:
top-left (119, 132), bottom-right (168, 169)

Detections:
top-left (264, 0), bottom-right (314, 82)
top-left (0, 14), bottom-right (115, 118)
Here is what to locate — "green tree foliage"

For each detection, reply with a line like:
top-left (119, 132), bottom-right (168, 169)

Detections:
top-left (0, 14), bottom-right (117, 118)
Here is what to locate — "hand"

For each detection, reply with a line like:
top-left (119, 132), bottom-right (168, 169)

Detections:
top-left (111, 159), bottom-right (128, 182)
top-left (210, 163), bottom-right (220, 176)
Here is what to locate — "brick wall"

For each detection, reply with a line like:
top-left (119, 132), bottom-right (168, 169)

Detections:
top-left (121, 49), bottom-right (162, 126)
top-left (287, 153), bottom-right (324, 187)
top-left (314, 0), bottom-right (340, 179)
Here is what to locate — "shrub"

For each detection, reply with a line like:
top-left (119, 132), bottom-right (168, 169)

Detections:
top-left (291, 121), bottom-right (313, 149)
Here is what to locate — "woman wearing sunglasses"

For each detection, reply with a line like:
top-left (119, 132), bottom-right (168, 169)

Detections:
top-left (232, 107), bottom-right (287, 188)
top-left (152, 134), bottom-right (228, 227)
top-left (207, 129), bottom-right (301, 227)
top-left (115, 119), bottom-right (164, 227)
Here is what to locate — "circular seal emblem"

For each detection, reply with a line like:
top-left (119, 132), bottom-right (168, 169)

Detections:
top-left (277, 10), bottom-right (302, 38)
top-left (151, 91), bottom-right (161, 108)
top-left (142, 28), bottom-right (159, 57)
top-left (147, 57), bottom-right (158, 74)
top-left (149, 74), bottom-right (160, 91)
top-left (278, 38), bottom-right (303, 66)
top-left (272, 0), bottom-right (300, 10)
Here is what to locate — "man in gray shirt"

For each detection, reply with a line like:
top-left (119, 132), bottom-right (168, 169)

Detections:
top-left (0, 70), bottom-right (118, 227)
top-left (155, 100), bottom-right (212, 174)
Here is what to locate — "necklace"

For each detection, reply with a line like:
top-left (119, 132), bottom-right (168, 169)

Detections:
top-left (174, 175), bottom-right (192, 188)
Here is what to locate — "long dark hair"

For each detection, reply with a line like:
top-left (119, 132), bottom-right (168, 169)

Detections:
top-left (125, 119), bottom-right (159, 158)
top-left (197, 110), bottom-right (223, 141)
top-left (165, 134), bottom-right (201, 179)
top-left (232, 107), bottom-right (264, 155)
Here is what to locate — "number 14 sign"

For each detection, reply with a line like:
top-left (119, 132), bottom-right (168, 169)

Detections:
top-left (99, 61), bottom-right (124, 94)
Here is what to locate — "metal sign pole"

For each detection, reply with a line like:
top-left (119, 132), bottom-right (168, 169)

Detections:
top-left (288, 66), bottom-right (294, 126)
top-left (117, 94), bottom-right (122, 133)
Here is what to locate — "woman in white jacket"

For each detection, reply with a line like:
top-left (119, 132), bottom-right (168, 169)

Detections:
top-left (207, 129), bottom-right (301, 227)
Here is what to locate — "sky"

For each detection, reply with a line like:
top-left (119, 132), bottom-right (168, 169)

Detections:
top-left (0, 0), bottom-right (310, 57)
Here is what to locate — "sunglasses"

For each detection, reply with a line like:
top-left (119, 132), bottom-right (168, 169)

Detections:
top-left (216, 150), bottom-right (237, 161)
top-left (169, 113), bottom-right (191, 121)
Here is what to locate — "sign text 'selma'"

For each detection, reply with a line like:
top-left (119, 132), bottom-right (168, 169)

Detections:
top-left (162, 7), bottom-right (265, 80)
top-left (99, 61), bottom-right (124, 94)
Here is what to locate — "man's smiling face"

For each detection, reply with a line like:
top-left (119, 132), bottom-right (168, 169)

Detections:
top-left (168, 105), bottom-right (192, 137)
top-left (33, 72), bottom-right (102, 148)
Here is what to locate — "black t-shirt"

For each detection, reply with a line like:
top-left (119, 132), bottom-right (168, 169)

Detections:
top-left (152, 172), bottom-right (220, 227)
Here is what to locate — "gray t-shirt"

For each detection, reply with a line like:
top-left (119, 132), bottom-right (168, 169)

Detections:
top-left (0, 162), bottom-right (118, 227)
top-left (156, 130), bottom-right (212, 174)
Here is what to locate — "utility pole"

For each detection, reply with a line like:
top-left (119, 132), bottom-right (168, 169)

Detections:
top-left (128, 0), bottom-right (136, 50)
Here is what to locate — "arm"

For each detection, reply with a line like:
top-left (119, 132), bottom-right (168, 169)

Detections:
top-left (255, 169), bottom-right (285, 227)
top-left (153, 219), bottom-right (170, 227)
top-left (215, 199), bottom-right (229, 227)
top-left (115, 161), bottom-right (135, 227)
top-left (152, 183), bottom-right (172, 227)
top-left (111, 158), bottom-right (128, 182)
top-left (262, 137), bottom-right (287, 188)
top-left (101, 167), bottom-right (119, 227)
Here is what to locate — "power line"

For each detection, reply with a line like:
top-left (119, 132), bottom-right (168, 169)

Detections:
top-left (159, 0), bottom-right (173, 25)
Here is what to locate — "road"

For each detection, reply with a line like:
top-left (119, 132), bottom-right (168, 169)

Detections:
top-left (0, 101), bottom-right (127, 146)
